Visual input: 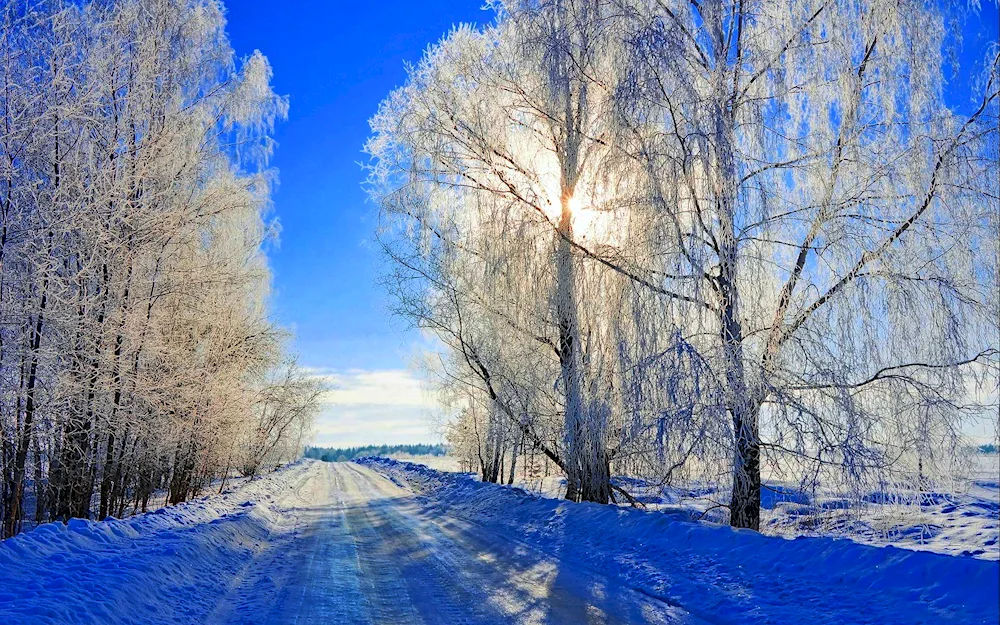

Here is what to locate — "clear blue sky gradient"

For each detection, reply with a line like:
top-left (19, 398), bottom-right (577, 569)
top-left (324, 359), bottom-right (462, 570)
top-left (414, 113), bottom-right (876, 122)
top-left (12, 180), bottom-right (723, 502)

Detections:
top-left (223, 1), bottom-right (998, 378)
top-left (224, 0), bottom-right (486, 373)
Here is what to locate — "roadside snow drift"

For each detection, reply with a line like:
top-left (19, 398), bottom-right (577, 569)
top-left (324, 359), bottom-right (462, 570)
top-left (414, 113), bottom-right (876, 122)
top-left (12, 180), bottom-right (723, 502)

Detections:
top-left (360, 457), bottom-right (1000, 625)
top-left (0, 461), bottom-right (317, 624)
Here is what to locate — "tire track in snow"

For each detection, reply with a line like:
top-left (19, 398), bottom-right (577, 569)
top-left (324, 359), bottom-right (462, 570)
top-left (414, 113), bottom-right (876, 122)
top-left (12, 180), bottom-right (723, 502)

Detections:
top-left (204, 464), bottom-right (322, 625)
top-left (337, 463), bottom-right (508, 625)
top-left (205, 461), bottom-right (698, 625)
top-left (337, 462), bottom-right (696, 625)
top-left (206, 463), bottom-right (368, 625)
top-left (261, 467), bottom-right (369, 625)
top-left (332, 463), bottom-right (424, 625)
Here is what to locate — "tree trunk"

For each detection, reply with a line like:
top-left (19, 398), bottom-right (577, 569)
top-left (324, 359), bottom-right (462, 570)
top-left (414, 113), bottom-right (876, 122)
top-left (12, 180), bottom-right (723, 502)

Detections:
top-left (729, 400), bottom-right (762, 530)
top-left (556, 193), bottom-right (610, 504)
top-left (3, 263), bottom-right (49, 537)
top-left (32, 433), bottom-right (45, 524)
top-left (98, 431), bottom-right (116, 520)
top-left (507, 433), bottom-right (520, 485)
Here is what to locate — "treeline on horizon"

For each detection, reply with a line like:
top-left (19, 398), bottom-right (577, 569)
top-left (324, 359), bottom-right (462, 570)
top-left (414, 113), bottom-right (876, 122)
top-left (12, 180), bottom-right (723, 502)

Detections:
top-left (305, 444), bottom-right (449, 463)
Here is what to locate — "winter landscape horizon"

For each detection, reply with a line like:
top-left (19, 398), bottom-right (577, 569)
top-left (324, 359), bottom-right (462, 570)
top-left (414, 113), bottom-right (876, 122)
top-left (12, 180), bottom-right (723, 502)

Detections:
top-left (0, 0), bottom-right (998, 623)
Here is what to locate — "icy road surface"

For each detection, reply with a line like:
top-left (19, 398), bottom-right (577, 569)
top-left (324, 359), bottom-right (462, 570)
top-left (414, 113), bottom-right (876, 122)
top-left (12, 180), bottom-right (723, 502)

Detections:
top-left (210, 461), bottom-right (696, 625)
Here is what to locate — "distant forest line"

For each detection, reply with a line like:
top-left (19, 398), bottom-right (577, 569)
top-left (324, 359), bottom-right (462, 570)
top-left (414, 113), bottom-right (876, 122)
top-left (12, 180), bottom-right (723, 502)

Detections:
top-left (305, 444), bottom-right (449, 462)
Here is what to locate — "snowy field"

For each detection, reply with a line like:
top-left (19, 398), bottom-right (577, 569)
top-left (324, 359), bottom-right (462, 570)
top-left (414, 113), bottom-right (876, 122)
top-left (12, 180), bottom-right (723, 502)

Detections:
top-left (386, 452), bottom-right (463, 473)
top-left (399, 453), bottom-right (1000, 561)
top-left (1, 457), bottom-right (997, 624)
top-left (758, 456), bottom-right (1000, 561)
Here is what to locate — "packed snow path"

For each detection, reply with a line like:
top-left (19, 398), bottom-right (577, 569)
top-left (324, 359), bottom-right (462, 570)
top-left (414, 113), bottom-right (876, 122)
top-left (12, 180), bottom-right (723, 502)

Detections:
top-left (0, 461), bottom-right (695, 624)
top-left (210, 461), bottom-right (695, 625)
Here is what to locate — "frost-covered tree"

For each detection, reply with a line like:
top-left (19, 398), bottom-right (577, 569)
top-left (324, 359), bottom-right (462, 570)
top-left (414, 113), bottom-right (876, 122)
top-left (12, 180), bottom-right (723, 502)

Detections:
top-left (369, 0), bottom-right (998, 528)
top-left (611, 0), bottom-right (999, 528)
top-left (238, 361), bottom-right (325, 479)
top-left (0, 0), bottom-right (317, 537)
top-left (370, 0), bottom-right (644, 504)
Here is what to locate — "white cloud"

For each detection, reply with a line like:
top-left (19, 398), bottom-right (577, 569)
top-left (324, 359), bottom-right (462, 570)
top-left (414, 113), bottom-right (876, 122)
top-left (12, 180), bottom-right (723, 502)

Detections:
top-left (316, 369), bottom-right (431, 407)
top-left (306, 368), bottom-right (445, 447)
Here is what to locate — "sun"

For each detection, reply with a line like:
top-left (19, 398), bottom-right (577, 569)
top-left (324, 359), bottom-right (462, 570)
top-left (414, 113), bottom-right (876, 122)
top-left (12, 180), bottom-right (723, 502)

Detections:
top-left (540, 185), bottom-right (582, 221)
top-left (535, 166), bottom-right (608, 241)
top-left (567, 193), bottom-right (583, 214)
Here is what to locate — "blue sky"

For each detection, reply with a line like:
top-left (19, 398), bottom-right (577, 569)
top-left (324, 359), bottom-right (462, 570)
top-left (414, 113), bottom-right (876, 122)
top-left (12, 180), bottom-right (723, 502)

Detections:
top-left (224, 1), bottom-right (488, 446)
top-left (222, 1), bottom-right (998, 447)
top-left (225, 0), bottom-right (486, 373)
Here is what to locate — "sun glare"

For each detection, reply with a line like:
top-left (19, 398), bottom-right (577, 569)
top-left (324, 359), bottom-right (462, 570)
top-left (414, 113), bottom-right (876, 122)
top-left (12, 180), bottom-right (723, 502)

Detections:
top-left (567, 193), bottom-right (583, 214)
top-left (537, 168), bottom-right (612, 242)
top-left (541, 188), bottom-right (582, 221)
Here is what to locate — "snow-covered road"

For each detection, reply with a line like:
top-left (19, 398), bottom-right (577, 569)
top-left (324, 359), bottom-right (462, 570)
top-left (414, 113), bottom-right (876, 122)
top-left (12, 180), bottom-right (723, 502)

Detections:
top-left (210, 461), bottom-right (696, 625)
top-left (2, 459), bottom-right (996, 624)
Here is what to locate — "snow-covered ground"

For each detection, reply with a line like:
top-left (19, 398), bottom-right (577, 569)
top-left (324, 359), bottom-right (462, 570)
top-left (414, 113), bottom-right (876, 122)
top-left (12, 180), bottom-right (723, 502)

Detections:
top-left (1, 457), bottom-right (997, 624)
top-left (399, 453), bottom-right (1000, 560)
top-left (364, 457), bottom-right (1000, 624)
top-left (0, 460), bottom-right (691, 624)
top-left (0, 462), bottom-right (317, 624)
top-left (760, 469), bottom-right (999, 560)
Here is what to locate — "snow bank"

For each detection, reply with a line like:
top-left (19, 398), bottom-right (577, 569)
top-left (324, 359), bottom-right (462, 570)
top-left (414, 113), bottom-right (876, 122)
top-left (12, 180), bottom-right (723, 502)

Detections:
top-left (359, 457), bottom-right (1000, 625)
top-left (619, 471), bottom-right (1000, 560)
top-left (0, 461), bottom-right (316, 624)
top-left (761, 478), bottom-right (1000, 560)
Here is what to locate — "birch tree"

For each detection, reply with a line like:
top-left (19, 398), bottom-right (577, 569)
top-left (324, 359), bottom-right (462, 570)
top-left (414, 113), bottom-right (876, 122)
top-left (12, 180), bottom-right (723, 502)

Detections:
top-left (0, 0), bottom-right (317, 537)
top-left (612, 0), bottom-right (999, 528)
top-left (370, 0), bottom-right (635, 503)
top-left (370, 0), bottom-right (998, 528)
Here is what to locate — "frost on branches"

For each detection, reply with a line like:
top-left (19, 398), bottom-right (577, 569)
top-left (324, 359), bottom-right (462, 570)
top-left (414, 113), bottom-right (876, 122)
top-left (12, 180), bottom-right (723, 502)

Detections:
top-left (0, 0), bottom-right (322, 538)
top-left (367, 0), bottom-right (999, 529)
